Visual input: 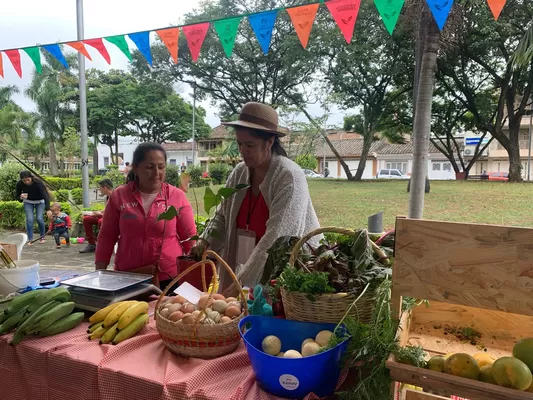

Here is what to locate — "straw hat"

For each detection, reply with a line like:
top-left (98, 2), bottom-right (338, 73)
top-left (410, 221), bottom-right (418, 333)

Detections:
top-left (222, 102), bottom-right (286, 137)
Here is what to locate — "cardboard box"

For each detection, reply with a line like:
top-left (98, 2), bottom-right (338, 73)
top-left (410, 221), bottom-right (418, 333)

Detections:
top-left (0, 243), bottom-right (18, 261)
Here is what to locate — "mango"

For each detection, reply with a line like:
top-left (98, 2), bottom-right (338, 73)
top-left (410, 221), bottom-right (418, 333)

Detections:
top-left (513, 338), bottom-right (533, 372)
top-left (492, 357), bottom-right (532, 391)
top-left (427, 356), bottom-right (445, 372)
top-left (444, 353), bottom-right (480, 380)
top-left (473, 352), bottom-right (495, 368)
top-left (478, 365), bottom-right (497, 384)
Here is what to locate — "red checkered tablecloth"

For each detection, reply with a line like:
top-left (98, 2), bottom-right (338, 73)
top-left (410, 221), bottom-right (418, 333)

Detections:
top-left (0, 302), bottom-right (345, 400)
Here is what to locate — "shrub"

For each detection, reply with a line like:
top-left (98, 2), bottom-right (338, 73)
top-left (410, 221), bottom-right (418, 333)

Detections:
top-left (0, 201), bottom-right (71, 231)
top-left (107, 164), bottom-right (119, 170)
top-left (199, 178), bottom-right (212, 187)
top-left (71, 188), bottom-right (83, 204)
top-left (209, 163), bottom-right (231, 185)
top-left (46, 177), bottom-right (83, 190)
top-left (165, 165), bottom-right (180, 187)
top-left (55, 189), bottom-right (70, 202)
top-left (295, 154), bottom-right (318, 171)
top-left (0, 162), bottom-right (23, 201)
top-left (103, 169), bottom-right (126, 188)
top-left (73, 203), bottom-right (105, 224)
top-left (187, 165), bottom-right (204, 187)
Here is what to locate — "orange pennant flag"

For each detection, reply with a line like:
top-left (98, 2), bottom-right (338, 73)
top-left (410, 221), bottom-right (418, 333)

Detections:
top-left (84, 38), bottom-right (111, 64)
top-left (0, 53), bottom-right (4, 78)
top-left (4, 50), bottom-right (22, 78)
top-left (66, 41), bottom-right (92, 61)
top-left (486, 0), bottom-right (506, 20)
top-left (287, 3), bottom-right (319, 49)
top-left (326, 0), bottom-right (362, 44)
top-left (156, 27), bottom-right (179, 64)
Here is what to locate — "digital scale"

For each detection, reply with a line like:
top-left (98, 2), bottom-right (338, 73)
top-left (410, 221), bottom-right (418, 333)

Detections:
top-left (60, 270), bottom-right (162, 312)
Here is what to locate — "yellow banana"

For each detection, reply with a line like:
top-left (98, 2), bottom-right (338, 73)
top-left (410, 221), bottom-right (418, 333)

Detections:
top-left (87, 321), bottom-right (104, 333)
top-left (117, 302), bottom-right (149, 330)
top-left (89, 301), bottom-right (130, 324)
top-left (113, 313), bottom-right (149, 345)
top-left (99, 322), bottom-right (119, 345)
top-left (103, 301), bottom-right (137, 328)
top-left (89, 325), bottom-right (111, 340)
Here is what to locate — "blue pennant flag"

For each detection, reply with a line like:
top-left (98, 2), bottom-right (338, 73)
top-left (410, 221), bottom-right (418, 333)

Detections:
top-left (248, 10), bottom-right (278, 55)
top-left (426, 0), bottom-right (454, 30)
top-left (43, 44), bottom-right (69, 68)
top-left (128, 31), bottom-right (152, 66)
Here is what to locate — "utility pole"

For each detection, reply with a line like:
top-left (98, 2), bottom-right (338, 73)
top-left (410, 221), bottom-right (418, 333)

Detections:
top-left (192, 82), bottom-right (197, 165)
top-left (76, 0), bottom-right (90, 207)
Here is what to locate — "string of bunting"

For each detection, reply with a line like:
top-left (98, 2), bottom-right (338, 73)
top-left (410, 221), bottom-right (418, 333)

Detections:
top-left (0, 0), bottom-right (506, 78)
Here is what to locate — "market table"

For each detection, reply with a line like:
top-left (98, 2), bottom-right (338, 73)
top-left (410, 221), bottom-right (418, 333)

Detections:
top-left (0, 300), bottom-right (343, 400)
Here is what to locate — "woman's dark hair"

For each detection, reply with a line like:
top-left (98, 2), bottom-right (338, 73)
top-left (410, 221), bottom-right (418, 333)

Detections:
top-left (19, 170), bottom-right (33, 180)
top-left (126, 142), bottom-right (167, 183)
top-left (249, 130), bottom-right (288, 157)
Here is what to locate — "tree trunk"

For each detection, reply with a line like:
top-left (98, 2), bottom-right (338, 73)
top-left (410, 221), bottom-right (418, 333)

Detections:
top-left (508, 140), bottom-right (522, 181)
top-left (93, 134), bottom-right (99, 175)
top-left (322, 133), bottom-right (354, 180)
top-left (114, 130), bottom-right (119, 165)
top-left (354, 135), bottom-right (373, 181)
top-left (408, 11), bottom-right (440, 219)
top-left (49, 142), bottom-right (59, 176)
top-left (107, 144), bottom-right (114, 167)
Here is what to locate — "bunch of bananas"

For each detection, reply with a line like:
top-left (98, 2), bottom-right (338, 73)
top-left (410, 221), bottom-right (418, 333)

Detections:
top-left (0, 287), bottom-right (84, 345)
top-left (87, 301), bottom-right (149, 345)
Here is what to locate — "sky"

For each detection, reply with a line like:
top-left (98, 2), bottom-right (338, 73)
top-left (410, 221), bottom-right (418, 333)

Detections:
top-left (0, 0), bottom-right (345, 130)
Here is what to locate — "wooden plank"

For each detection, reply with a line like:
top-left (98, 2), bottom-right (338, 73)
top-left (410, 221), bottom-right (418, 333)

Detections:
top-left (393, 218), bottom-right (533, 317)
top-left (404, 390), bottom-right (448, 400)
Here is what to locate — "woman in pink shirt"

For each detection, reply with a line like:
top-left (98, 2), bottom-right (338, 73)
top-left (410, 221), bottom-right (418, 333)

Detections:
top-left (95, 143), bottom-right (196, 290)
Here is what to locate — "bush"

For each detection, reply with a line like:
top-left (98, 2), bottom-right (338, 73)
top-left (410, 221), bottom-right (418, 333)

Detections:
top-left (0, 162), bottom-right (23, 201)
top-left (199, 178), bottom-right (212, 187)
top-left (46, 177), bottom-right (83, 190)
top-left (187, 165), bottom-right (204, 187)
top-left (295, 154), bottom-right (318, 171)
top-left (73, 203), bottom-right (105, 224)
top-left (103, 169), bottom-right (126, 188)
top-left (0, 201), bottom-right (71, 231)
top-left (107, 164), bottom-right (119, 170)
top-left (209, 163), bottom-right (231, 185)
top-left (71, 188), bottom-right (83, 204)
top-left (55, 189), bottom-right (70, 202)
top-left (165, 165), bottom-right (180, 187)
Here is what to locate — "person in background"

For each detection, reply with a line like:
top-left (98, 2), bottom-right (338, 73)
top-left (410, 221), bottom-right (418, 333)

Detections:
top-left (79, 179), bottom-right (114, 253)
top-left (95, 143), bottom-right (197, 290)
top-left (15, 170), bottom-right (52, 245)
top-left (48, 202), bottom-right (72, 249)
top-left (180, 162), bottom-right (187, 173)
top-left (191, 102), bottom-right (321, 294)
top-left (123, 162), bottom-right (131, 176)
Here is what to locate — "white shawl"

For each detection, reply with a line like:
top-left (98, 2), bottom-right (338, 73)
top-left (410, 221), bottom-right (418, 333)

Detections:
top-left (203, 154), bottom-right (321, 291)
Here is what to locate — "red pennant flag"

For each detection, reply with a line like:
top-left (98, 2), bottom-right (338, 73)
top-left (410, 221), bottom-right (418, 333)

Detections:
top-left (182, 23), bottom-right (210, 62)
top-left (326, 0), bottom-right (362, 43)
top-left (66, 41), bottom-right (92, 60)
top-left (0, 53), bottom-right (4, 78)
top-left (287, 4), bottom-right (320, 49)
top-left (157, 28), bottom-right (179, 64)
top-left (84, 38), bottom-right (111, 64)
top-left (486, 0), bottom-right (506, 20)
top-left (4, 50), bottom-right (22, 78)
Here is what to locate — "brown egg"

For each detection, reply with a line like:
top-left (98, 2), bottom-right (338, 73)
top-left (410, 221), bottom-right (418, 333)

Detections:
top-left (181, 313), bottom-right (195, 324)
top-left (169, 311), bottom-right (184, 322)
top-left (167, 303), bottom-right (182, 314)
top-left (227, 301), bottom-right (242, 311)
top-left (197, 295), bottom-right (214, 309)
top-left (192, 310), bottom-right (201, 318)
top-left (224, 305), bottom-right (241, 318)
top-left (212, 293), bottom-right (226, 301)
top-left (220, 316), bottom-right (232, 324)
top-left (225, 297), bottom-right (237, 303)
top-left (172, 295), bottom-right (186, 304)
top-left (181, 303), bottom-right (196, 314)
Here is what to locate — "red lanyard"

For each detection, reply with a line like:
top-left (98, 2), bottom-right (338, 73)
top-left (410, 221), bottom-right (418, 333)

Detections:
top-left (246, 188), bottom-right (260, 231)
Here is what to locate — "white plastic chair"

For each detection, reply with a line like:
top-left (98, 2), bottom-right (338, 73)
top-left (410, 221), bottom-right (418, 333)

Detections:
top-left (1, 233), bottom-right (28, 260)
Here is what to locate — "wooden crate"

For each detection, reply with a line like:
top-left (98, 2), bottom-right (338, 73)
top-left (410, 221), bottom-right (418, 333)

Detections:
top-left (386, 218), bottom-right (533, 400)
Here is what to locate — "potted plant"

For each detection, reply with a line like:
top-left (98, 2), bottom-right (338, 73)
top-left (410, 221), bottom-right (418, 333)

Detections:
top-left (158, 183), bottom-right (248, 290)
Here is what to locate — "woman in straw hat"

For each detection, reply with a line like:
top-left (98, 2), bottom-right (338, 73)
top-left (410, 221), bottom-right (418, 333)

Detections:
top-left (192, 102), bottom-right (321, 294)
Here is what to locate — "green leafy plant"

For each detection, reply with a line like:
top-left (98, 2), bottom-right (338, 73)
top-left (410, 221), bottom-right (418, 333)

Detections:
top-left (208, 163), bottom-right (231, 185)
top-left (0, 201), bottom-right (71, 231)
top-left (0, 162), bottom-right (23, 201)
top-left (103, 169), bottom-right (126, 188)
top-left (45, 177), bottom-right (83, 190)
top-left (187, 165), bottom-right (204, 187)
top-left (55, 189), bottom-right (70, 202)
top-left (71, 188), bottom-right (83, 205)
top-left (295, 154), bottom-right (318, 171)
top-left (164, 164), bottom-right (180, 187)
top-left (277, 266), bottom-right (335, 301)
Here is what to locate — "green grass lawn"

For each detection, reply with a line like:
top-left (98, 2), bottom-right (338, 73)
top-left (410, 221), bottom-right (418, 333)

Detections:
top-left (186, 180), bottom-right (533, 230)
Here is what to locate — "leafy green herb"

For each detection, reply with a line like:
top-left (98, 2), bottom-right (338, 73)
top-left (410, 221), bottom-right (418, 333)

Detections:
top-left (395, 346), bottom-right (427, 368)
top-left (277, 266), bottom-right (335, 301)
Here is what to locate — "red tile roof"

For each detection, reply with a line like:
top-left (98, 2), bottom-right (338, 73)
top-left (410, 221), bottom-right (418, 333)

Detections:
top-left (162, 142), bottom-right (193, 151)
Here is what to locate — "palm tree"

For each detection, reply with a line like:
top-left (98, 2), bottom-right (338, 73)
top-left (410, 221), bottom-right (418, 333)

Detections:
top-left (25, 50), bottom-right (78, 175)
top-left (0, 85), bottom-right (19, 109)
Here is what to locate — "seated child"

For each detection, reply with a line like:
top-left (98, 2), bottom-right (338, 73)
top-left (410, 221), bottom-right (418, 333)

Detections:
top-left (49, 202), bottom-right (72, 249)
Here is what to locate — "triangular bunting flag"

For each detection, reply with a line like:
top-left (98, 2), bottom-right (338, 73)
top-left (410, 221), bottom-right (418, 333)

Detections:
top-left (326, 0), bottom-right (362, 43)
top-left (105, 35), bottom-right (132, 61)
top-left (156, 28), bottom-right (179, 64)
top-left (214, 17), bottom-right (242, 58)
top-left (66, 41), bottom-right (92, 60)
top-left (486, 0), bottom-right (506, 20)
top-left (182, 23), bottom-right (210, 62)
top-left (287, 4), bottom-right (319, 49)
top-left (43, 44), bottom-right (69, 69)
top-left (374, 0), bottom-right (405, 34)
top-left (0, 54), bottom-right (4, 78)
top-left (128, 31), bottom-right (152, 65)
top-left (426, 0), bottom-right (454, 30)
top-left (23, 47), bottom-right (42, 74)
top-left (84, 38), bottom-right (111, 64)
top-left (4, 50), bottom-right (22, 78)
top-left (248, 11), bottom-right (278, 55)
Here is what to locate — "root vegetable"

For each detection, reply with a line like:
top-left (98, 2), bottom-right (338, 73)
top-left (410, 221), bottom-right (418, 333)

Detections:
top-left (301, 338), bottom-right (315, 351)
top-left (283, 350), bottom-right (303, 359)
top-left (302, 342), bottom-right (321, 357)
top-left (315, 330), bottom-right (333, 346)
top-left (262, 335), bottom-right (282, 355)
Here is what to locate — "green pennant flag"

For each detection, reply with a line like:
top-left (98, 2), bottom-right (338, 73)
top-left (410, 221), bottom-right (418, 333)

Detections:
top-left (214, 17), bottom-right (242, 58)
top-left (105, 35), bottom-right (132, 60)
top-left (23, 47), bottom-right (42, 74)
top-left (374, 0), bottom-right (405, 35)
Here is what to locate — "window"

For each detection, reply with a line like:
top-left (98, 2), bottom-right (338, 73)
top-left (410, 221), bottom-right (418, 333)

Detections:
top-left (386, 161), bottom-right (407, 174)
top-left (169, 159), bottom-right (177, 165)
top-left (380, 169), bottom-right (390, 175)
top-left (104, 157), bottom-right (110, 167)
top-left (443, 163), bottom-right (451, 171)
top-left (432, 163), bottom-right (441, 171)
top-left (390, 170), bottom-right (401, 176)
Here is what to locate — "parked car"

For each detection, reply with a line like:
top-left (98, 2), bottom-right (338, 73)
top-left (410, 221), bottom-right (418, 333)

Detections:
top-left (375, 169), bottom-right (409, 179)
top-left (303, 169), bottom-right (322, 178)
top-left (488, 172), bottom-right (509, 181)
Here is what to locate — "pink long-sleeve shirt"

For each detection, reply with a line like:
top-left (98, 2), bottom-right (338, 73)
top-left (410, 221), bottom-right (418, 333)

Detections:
top-left (95, 182), bottom-right (196, 281)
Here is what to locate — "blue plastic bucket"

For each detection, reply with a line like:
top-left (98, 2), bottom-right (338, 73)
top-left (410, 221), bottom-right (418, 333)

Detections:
top-left (239, 315), bottom-right (349, 399)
